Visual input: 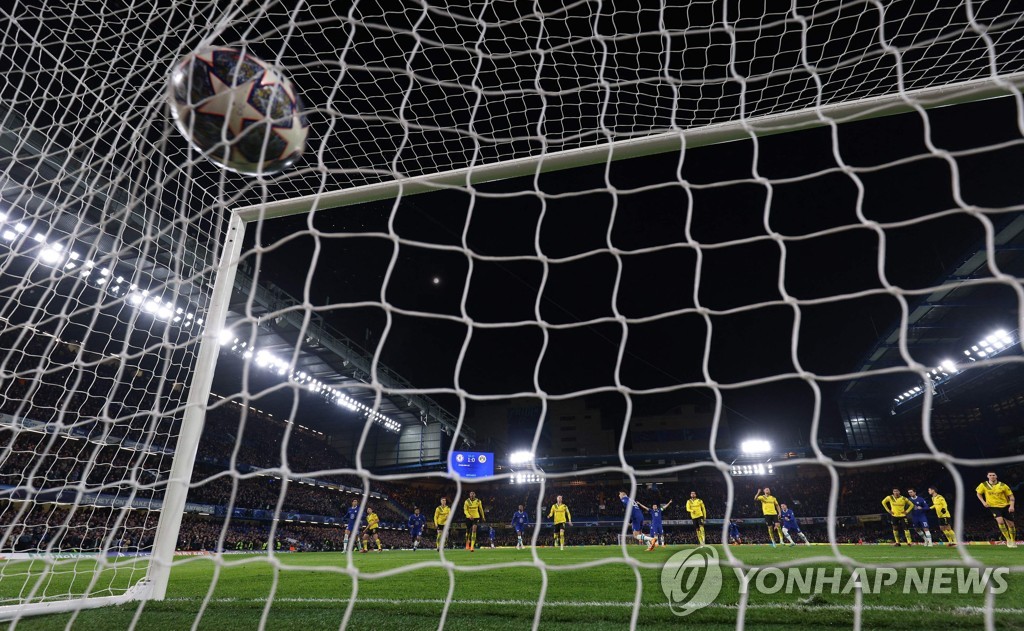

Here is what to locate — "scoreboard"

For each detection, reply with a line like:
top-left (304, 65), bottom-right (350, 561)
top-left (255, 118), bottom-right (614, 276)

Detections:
top-left (448, 451), bottom-right (494, 478)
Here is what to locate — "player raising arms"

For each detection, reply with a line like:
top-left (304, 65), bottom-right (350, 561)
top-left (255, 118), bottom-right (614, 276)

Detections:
top-left (343, 498), bottom-right (360, 552)
top-left (408, 507), bottom-right (427, 550)
top-left (754, 488), bottom-right (783, 547)
top-left (928, 486), bottom-right (957, 546)
top-left (361, 507), bottom-right (383, 553)
top-left (464, 491), bottom-right (485, 551)
top-left (511, 504), bottom-right (529, 549)
top-left (618, 491), bottom-right (657, 551)
top-left (649, 500), bottom-right (672, 547)
top-left (906, 489), bottom-right (933, 547)
top-left (882, 488), bottom-right (913, 546)
top-left (685, 491), bottom-right (707, 547)
top-left (976, 472), bottom-right (1016, 548)
top-left (547, 495), bottom-right (573, 550)
top-left (778, 503), bottom-right (810, 546)
top-left (434, 498), bottom-right (451, 550)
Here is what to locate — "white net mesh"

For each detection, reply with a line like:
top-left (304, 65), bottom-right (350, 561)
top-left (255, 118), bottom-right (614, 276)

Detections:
top-left (1, 0), bottom-right (1024, 629)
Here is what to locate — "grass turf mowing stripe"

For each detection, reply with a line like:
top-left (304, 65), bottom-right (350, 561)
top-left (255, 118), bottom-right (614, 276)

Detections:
top-left (163, 596), bottom-right (1024, 616)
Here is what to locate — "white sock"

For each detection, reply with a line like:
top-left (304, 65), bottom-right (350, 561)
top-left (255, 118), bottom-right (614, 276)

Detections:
top-left (924, 531), bottom-right (932, 544)
top-left (799, 533), bottom-right (809, 544)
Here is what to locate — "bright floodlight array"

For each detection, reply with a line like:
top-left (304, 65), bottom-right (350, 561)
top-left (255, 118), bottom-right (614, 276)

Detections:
top-left (740, 439), bottom-right (772, 454)
top-left (218, 330), bottom-right (401, 432)
top-left (508, 450), bottom-right (534, 464)
top-left (730, 463), bottom-right (775, 476)
top-left (0, 210), bottom-right (204, 329)
top-left (893, 328), bottom-right (1018, 407)
top-left (509, 472), bottom-right (544, 484)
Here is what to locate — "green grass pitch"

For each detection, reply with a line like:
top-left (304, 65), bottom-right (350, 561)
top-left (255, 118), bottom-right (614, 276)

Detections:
top-left (3, 544), bottom-right (1022, 630)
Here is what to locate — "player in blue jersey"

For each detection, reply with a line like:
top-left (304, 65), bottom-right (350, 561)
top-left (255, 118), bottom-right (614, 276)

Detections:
top-left (906, 489), bottom-right (934, 546)
top-left (511, 504), bottom-right (529, 549)
top-left (778, 503), bottom-right (810, 546)
top-left (649, 500), bottom-right (673, 547)
top-left (618, 491), bottom-right (657, 551)
top-left (343, 499), bottom-right (361, 551)
top-left (408, 507), bottom-right (427, 550)
top-left (728, 519), bottom-right (742, 545)
top-left (488, 525), bottom-right (496, 549)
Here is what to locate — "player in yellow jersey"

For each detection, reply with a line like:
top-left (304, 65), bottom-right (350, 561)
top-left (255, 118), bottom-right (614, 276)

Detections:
top-left (463, 491), bottom-right (485, 551)
top-left (976, 472), bottom-right (1016, 548)
top-left (928, 486), bottom-right (957, 546)
top-left (754, 488), bottom-right (783, 547)
top-left (547, 495), bottom-right (573, 550)
top-left (360, 507), bottom-right (382, 553)
top-left (882, 488), bottom-right (913, 546)
top-left (685, 491), bottom-right (707, 546)
top-left (434, 497), bottom-right (451, 550)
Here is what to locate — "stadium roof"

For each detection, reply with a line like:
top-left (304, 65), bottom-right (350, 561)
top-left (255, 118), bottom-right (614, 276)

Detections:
top-left (841, 213), bottom-right (1024, 412)
top-left (0, 107), bottom-right (469, 444)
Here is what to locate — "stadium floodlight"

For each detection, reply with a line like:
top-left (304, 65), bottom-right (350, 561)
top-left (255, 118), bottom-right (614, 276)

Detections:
top-left (741, 439), bottom-right (771, 454)
top-left (509, 450), bottom-right (534, 464)
top-left (38, 247), bottom-right (61, 264)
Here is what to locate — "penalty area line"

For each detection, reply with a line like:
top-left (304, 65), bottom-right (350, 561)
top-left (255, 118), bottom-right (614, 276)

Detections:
top-left (166, 597), bottom-right (1024, 615)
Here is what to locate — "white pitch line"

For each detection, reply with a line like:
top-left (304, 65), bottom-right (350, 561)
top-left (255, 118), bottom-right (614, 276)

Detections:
top-left (166, 597), bottom-right (1024, 616)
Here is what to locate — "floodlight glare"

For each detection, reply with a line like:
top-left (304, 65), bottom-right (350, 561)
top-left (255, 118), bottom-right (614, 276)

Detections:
top-left (509, 450), bottom-right (534, 464)
top-left (741, 439), bottom-right (771, 454)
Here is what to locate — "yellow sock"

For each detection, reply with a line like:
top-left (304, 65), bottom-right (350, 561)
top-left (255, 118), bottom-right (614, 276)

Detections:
top-left (554, 534), bottom-right (559, 547)
top-left (998, 523), bottom-right (1010, 542)
top-left (376, 538), bottom-right (382, 550)
top-left (904, 531), bottom-right (912, 544)
top-left (698, 526), bottom-right (705, 545)
top-left (767, 528), bottom-right (775, 544)
top-left (437, 532), bottom-right (442, 547)
top-left (1009, 524), bottom-right (1016, 542)
top-left (892, 529), bottom-right (900, 544)
top-left (471, 533), bottom-right (477, 548)
top-left (560, 532), bottom-right (565, 546)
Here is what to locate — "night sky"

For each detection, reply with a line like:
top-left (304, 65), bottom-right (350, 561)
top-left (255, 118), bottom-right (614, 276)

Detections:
top-left (242, 93), bottom-right (1024, 449)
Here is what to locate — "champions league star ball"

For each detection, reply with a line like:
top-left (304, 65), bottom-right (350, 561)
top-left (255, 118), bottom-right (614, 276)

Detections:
top-left (168, 47), bottom-right (308, 175)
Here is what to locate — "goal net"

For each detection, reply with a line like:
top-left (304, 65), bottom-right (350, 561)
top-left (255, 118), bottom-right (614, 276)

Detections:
top-left (1, 0), bottom-right (1023, 628)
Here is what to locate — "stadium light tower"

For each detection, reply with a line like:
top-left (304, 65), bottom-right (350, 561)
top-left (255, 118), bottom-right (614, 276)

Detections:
top-left (741, 439), bottom-right (772, 454)
top-left (509, 450), bottom-right (534, 464)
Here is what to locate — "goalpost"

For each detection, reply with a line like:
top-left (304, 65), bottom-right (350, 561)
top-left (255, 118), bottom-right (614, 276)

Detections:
top-left (1, 0), bottom-right (1023, 627)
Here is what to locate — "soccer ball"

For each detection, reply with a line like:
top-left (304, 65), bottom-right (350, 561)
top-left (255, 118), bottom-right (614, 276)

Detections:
top-left (168, 47), bottom-right (308, 175)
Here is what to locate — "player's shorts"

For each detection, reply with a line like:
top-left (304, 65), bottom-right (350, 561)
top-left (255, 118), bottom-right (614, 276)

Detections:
top-left (691, 517), bottom-right (705, 528)
top-left (989, 506), bottom-right (1012, 519)
top-left (365, 527), bottom-right (378, 536)
top-left (764, 514), bottom-right (778, 526)
top-left (513, 525), bottom-right (526, 533)
top-left (465, 516), bottom-right (481, 527)
top-left (891, 516), bottom-right (909, 529)
top-left (782, 522), bottom-right (800, 533)
top-left (910, 518), bottom-right (929, 529)
top-left (630, 515), bottom-right (644, 532)
top-left (937, 517), bottom-right (951, 527)
top-left (410, 527), bottom-right (423, 537)
top-left (650, 526), bottom-right (663, 536)
top-left (553, 522), bottom-right (566, 533)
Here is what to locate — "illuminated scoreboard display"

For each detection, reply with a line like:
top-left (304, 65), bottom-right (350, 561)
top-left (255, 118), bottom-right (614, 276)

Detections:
top-left (448, 451), bottom-right (494, 478)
